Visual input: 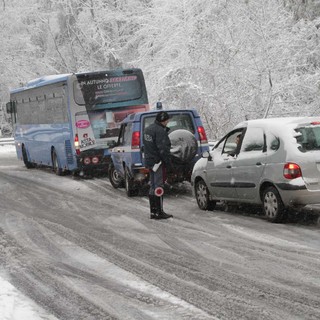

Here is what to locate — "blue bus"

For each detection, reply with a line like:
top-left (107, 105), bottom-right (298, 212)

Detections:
top-left (6, 68), bottom-right (149, 176)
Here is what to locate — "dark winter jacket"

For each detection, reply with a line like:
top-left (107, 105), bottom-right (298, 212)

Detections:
top-left (143, 120), bottom-right (172, 169)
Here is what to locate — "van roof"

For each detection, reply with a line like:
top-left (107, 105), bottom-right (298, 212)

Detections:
top-left (123, 109), bottom-right (200, 123)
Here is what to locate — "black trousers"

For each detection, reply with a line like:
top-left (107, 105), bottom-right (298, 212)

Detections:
top-left (149, 164), bottom-right (166, 196)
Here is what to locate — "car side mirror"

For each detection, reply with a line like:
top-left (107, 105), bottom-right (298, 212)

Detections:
top-left (108, 140), bottom-right (118, 148)
top-left (202, 150), bottom-right (212, 161)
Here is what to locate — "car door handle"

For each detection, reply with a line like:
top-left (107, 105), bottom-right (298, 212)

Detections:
top-left (256, 162), bottom-right (262, 166)
top-left (226, 165), bottom-right (232, 169)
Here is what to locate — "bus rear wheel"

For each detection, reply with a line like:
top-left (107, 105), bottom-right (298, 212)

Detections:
top-left (22, 145), bottom-right (34, 169)
top-left (52, 149), bottom-right (62, 176)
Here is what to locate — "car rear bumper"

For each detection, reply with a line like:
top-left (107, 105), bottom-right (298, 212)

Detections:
top-left (276, 183), bottom-right (320, 206)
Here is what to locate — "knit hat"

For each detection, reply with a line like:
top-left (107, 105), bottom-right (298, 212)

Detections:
top-left (156, 111), bottom-right (170, 122)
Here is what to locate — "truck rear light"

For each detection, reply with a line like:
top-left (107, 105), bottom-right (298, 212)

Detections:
top-left (283, 163), bottom-right (302, 179)
top-left (74, 134), bottom-right (80, 155)
top-left (197, 126), bottom-right (208, 143)
top-left (131, 131), bottom-right (140, 149)
top-left (84, 157), bottom-right (91, 165)
top-left (92, 156), bottom-right (99, 164)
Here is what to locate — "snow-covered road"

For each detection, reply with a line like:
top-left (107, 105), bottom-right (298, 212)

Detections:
top-left (1, 144), bottom-right (320, 320)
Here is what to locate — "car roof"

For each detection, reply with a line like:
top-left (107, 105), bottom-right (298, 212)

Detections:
top-left (123, 109), bottom-right (200, 123)
top-left (235, 117), bottom-right (320, 130)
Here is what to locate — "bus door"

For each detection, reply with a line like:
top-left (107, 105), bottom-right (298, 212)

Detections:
top-left (75, 111), bottom-right (96, 152)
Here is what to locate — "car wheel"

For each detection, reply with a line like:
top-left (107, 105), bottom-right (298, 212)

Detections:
top-left (125, 168), bottom-right (137, 197)
top-left (22, 145), bottom-right (35, 169)
top-left (262, 186), bottom-right (286, 222)
top-left (195, 179), bottom-right (216, 211)
top-left (108, 163), bottom-right (124, 188)
top-left (52, 149), bottom-right (62, 176)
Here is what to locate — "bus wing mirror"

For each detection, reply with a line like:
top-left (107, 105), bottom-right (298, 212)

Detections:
top-left (6, 102), bottom-right (12, 113)
top-left (6, 101), bottom-right (16, 113)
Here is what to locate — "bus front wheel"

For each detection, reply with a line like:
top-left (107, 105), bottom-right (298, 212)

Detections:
top-left (52, 149), bottom-right (62, 176)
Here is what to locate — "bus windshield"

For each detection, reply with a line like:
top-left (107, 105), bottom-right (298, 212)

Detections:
top-left (74, 73), bottom-right (142, 106)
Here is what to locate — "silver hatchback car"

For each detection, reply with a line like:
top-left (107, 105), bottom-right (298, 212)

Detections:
top-left (191, 117), bottom-right (320, 222)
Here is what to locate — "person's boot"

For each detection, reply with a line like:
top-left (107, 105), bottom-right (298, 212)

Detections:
top-left (154, 196), bottom-right (173, 219)
top-left (160, 196), bottom-right (173, 218)
top-left (149, 195), bottom-right (158, 219)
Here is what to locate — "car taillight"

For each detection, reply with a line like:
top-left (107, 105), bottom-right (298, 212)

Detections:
top-left (74, 134), bottom-right (80, 155)
top-left (283, 163), bottom-right (302, 179)
top-left (131, 131), bottom-right (140, 149)
top-left (197, 126), bottom-right (208, 144)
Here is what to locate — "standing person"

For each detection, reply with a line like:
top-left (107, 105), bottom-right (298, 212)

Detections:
top-left (143, 111), bottom-right (173, 220)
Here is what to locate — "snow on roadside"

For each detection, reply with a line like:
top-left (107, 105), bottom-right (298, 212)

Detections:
top-left (0, 275), bottom-right (58, 320)
top-left (0, 143), bottom-right (15, 154)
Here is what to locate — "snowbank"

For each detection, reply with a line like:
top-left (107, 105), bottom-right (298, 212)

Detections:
top-left (0, 275), bottom-right (57, 320)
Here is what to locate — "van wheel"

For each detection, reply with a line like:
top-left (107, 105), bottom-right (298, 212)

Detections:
top-left (262, 186), bottom-right (286, 222)
top-left (22, 145), bottom-right (34, 169)
top-left (125, 168), bottom-right (137, 197)
top-left (195, 179), bottom-right (216, 211)
top-left (108, 163), bottom-right (124, 188)
top-left (52, 149), bottom-right (62, 176)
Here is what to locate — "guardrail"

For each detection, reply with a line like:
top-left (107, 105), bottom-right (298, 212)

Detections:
top-left (0, 137), bottom-right (14, 145)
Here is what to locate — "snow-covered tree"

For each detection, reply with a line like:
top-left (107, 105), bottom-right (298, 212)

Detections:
top-left (1, 0), bottom-right (320, 139)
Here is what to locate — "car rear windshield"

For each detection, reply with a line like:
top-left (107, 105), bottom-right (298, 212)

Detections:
top-left (295, 124), bottom-right (320, 152)
top-left (143, 113), bottom-right (195, 134)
